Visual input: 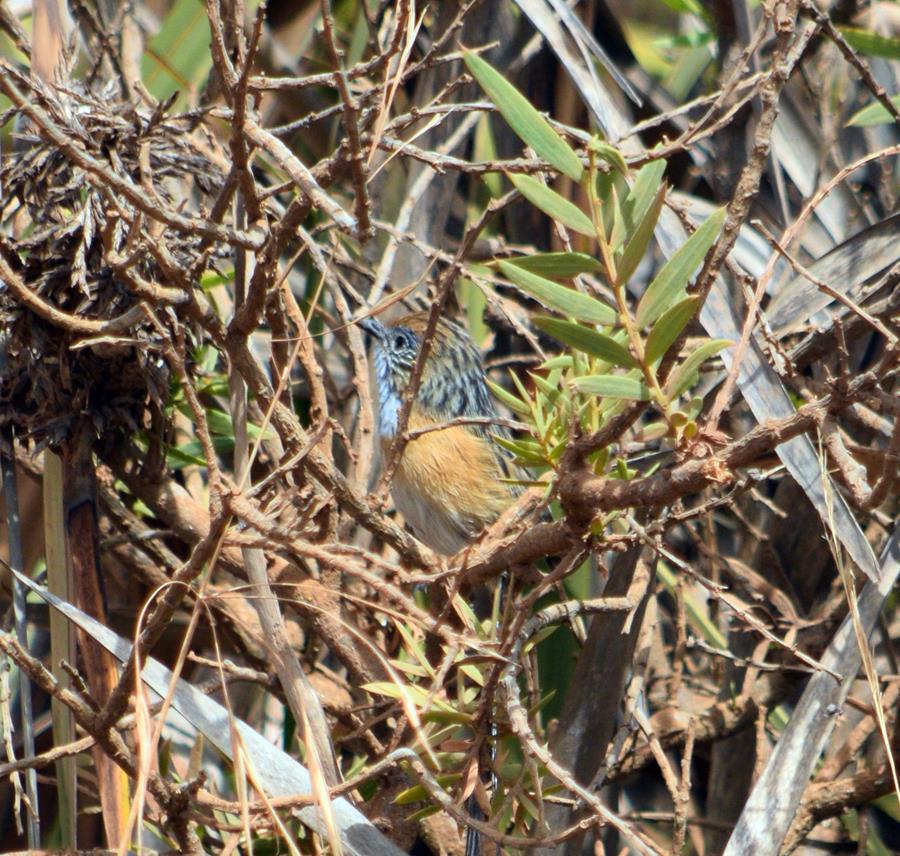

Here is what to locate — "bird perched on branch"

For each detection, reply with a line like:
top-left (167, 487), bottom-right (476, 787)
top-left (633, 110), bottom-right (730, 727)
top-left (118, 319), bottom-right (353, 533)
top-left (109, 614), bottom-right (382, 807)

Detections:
top-left (361, 310), bottom-right (516, 856)
top-left (360, 311), bottom-right (518, 555)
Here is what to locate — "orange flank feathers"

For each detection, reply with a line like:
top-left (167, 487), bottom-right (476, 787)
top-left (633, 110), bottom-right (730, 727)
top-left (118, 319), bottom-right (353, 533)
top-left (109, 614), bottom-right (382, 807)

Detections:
top-left (386, 408), bottom-right (514, 555)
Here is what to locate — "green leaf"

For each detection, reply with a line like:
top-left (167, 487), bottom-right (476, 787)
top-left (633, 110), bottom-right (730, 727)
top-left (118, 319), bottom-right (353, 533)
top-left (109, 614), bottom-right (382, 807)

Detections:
top-left (588, 137), bottom-right (628, 174)
top-left (657, 560), bottom-right (727, 647)
top-left (500, 252), bottom-right (603, 278)
top-left (165, 445), bottom-right (207, 469)
top-left (394, 774), bottom-right (461, 806)
top-left (530, 371), bottom-right (564, 406)
top-left (637, 207), bottom-right (725, 327)
top-left (494, 435), bottom-right (548, 465)
top-left (573, 374), bottom-right (651, 400)
top-left (509, 174), bottom-right (595, 236)
top-left (607, 182), bottom-right (627, 253)
top-left (487, 379), bottom-right (531, 416)
top-left (616, 180), bottom-right (667, 284)
top-left (665, 338), bottom-right (731, 398)
top-left (839, 28), bottom-right (900, 60)
top-left (595, 170), bottom-right (618, 239)
top-left (141, 0), bottom-right (215, 106)
top-left (847, 94), bottom-right (900, 127)
top-left (199, 407), bottom-right (272, 441)
top-left (644, 295), bottom-right (701, 365)
top-left (622, 159), bottom-right (667, 232)
top-left (540, 355), bottom-right (574, 370)
top-left (534, 317), bottom-right (637, 368)
top-left (474, 114), bottom-right (503, 198)
top-left (658, 0), bottom-right (705, 16)
top-left (463, 50), bottom-right (584, 182)
top-left (405, 805), bottom-right (443, 823)
top-left (458, 663), bottom-right (486, 686)
top-left (498, 261), bottom-right (616, 325)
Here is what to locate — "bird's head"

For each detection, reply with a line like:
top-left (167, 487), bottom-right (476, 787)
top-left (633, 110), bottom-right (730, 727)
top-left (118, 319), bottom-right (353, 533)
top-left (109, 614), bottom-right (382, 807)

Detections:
top-left (359, 312), bottom-right (494, 437)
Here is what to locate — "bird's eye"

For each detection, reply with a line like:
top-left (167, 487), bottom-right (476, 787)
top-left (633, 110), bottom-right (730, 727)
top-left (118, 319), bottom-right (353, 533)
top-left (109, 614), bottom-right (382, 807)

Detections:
top-left (393, 334), bottom-right (407, 350)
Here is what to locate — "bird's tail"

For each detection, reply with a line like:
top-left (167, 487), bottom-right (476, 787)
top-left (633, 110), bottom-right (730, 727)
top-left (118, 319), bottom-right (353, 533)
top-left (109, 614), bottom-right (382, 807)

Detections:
top-left (465, 793), bottom-right (484, 856)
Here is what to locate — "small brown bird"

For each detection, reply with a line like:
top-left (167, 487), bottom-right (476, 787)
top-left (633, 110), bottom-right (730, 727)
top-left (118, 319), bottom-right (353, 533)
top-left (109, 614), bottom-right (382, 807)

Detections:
top-left (360, 311), bottom-right (517, 555)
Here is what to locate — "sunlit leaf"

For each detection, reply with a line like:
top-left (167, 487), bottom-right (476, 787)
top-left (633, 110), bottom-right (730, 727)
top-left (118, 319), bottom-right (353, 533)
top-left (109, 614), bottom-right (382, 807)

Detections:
top-left (607, 181), bottom-right (627, 253)
top-left (616, 180), bottom-right (667, 283)
top-left (637, 206), bottom-right (725, 327)
top-left (500, 252), bottom-right (603, 278)
top-left (494, 435), bottom-right (548, 465)
top-left (509, 173), bottom-right (595, 236)
top-left (588, 137), bottom-right (628, 174)
top-left (622, 159), bottom-right (667, 232)
top-left (530, 371), bottom-right (564, 407)
top-left (498, 260), bottom-right (616, 325)
top-left (464, 50), bottom-right (584, 181)
top-left (847, 94), bottom-right (900, 127)
top-left (535, 317), bottom-right (637, 367)
top-left (487, 379), bottom-right (531, 416)
top-left (458, 663), bottom-right (486, 686)
top-left (422, 708), bottom-right (473, 725)
top-left (474, 113), bottom-right (504, 198)
top-left (195, 407), bottom-right (272, 440)
top-left (658, 0), bottom-right (705, 16)
top-left (540, 355), bottom-right (574, 370)
top-left (595, 169), bottom-right (618, 239)
top-left (839, 28), bottom-right (900, 60)
top-left (405, 805), bottom-right (443, 822)
top-left (657, 560), bottom-right (727, 647)
top-left (141, 0), bottom-right (214, 106)
top-left (394, 774), bottom-right (461, 806)
top-left (644, 295), bottom-right (701, 364)
top-left (665, 338), bottom-right (731, 398)
top-left (573, 374), bottom-right (651, 400)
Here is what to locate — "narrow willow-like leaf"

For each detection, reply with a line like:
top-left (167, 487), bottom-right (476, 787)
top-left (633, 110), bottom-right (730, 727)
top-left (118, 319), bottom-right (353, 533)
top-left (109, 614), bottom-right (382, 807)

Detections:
top-left (530, 370), bottom-right (564, 405)
top-left (364, 681), bottom-right (437, 708)
top-left (532, 382), bottom-right (547, 436)
top-left (607, 182), bottom-right (627, 253)
top-left (541, 355), bottom-right (574, 370)
top-left (464, 51), bottom-right (584, 182)
top-left (474, 114), bottom-right (503, 198)
top-left (637, 206), bottom-right (726, 327)
top-left (500, 252), bottom-right (603, 278)
top-left (588, 138), bottom-right (628, 174)
top-left (665, 338), bottom-right (732, 398)
top-left (190, 407), bottom-right (272, 441)
top-left (616, 180), bottom-right (667, 284)
top-left (494, 435), bottom-right (548, 465)
top-left (595, 170), bottom-right (618, 240)
top-left (658, 0), bottom-right (705, 17)
top-left (140, 0), bottom-right (214, 106)
top-left (573, 374), bottom-right (651, 400)
top-left (405, 805), bottom-right (443, 823)
top-left (487, 379), bottom-right (531, 416)
top-left (622, 159), bottom-right (667, 231)
top-left (839, 27), bottom-right (900, 60)
top-left (535, 316), bottom-right (637, 367)
top-left (498, 260), bottom-right (617, 325)
top-left (394, 775), bottom-right (461, 806)
top-left (458, 663), bottom-right (486, 686)
top-left (847, 94), bottom-right (900, 127)
top-left (509, 174), bottom-right (595, 236)
top-left (644, 295), bottom-right (701, 365)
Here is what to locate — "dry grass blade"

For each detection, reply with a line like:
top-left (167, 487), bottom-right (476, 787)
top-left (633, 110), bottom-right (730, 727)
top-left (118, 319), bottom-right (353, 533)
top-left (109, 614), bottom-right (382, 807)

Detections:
top-left (9, 570), bottom-right (405, 856)
top-left (722, 525), bottom-right (900, 855)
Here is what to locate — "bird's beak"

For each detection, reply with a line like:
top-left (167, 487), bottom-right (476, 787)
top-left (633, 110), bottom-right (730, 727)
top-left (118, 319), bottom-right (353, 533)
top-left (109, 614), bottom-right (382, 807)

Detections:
top-left (358, 316), bottom-right (387, 341)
